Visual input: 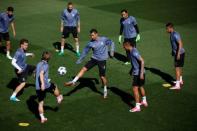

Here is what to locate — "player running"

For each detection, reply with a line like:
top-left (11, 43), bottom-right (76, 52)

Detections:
top-left (166, 23), bottom-right (185, 90)
top-left (123, 41), bottom-right (148, 112)
top-left (0, 7), bottom-right (16, 59)
top-left (59, 2), bottom-right (80, 57)
top-left (35, 51), bottom-right (63, 123)
top-left (119, 9), bottom-right (140, 65)
top-left (10, 39), bottom-right (35, 102)
top-left (64, 29), bottom-right (115, 99)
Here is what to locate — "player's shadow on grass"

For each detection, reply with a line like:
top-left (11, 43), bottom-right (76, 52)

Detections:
top-left (53, 42), bottom-right (76, 53)
top-left (145, 67), bottom-right (175, 85)
top-left (0, 45), bottom-right (6, 54)
top-left (64, 77), bottom-right (103, 96)
top-left (26, 95), bottom-right (59, 120)
top-left (113, 52), bottom-right (128, 63)
top-left (109, 87), bottom-right (135, 107)
top-left (6, 78), bottom-right (35, 97)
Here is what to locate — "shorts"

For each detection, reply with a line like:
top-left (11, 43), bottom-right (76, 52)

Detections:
top-left (132, 74), bottom-right (145, 87)
top-left (36, 83), bottom-right (56, 102)
top-left (124, 37), bottom-right (136, 47)
top-left (15, 64), bottom-right (36, 83)
top-left (174, 53), bottom-right (185, 67)
top-left (84, 58), bottom-right (106, 76)
top-left (0, 32), bottom-right (10, 42)
top-left (62, 26), bottom-right (78, 38)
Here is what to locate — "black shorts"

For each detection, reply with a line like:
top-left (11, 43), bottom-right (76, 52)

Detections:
top-left (0, 32), bottom-right (10, 42)
top-left (174, 53), bottom-right (185, 67)
top-left (62, 26), bottom-right (78, 38)
top-left (84, 58), bottom-right (106, 76)
top-left (124, 37), bottom-right (136, 47)
top-left (15, 64), bottom-right (36, 83)
top-left (132, 74), bottom-right (145, 87)
top-left (36, 83), bottom-right (56, 102)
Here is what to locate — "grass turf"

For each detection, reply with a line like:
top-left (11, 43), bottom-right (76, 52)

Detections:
top-left (0, 0), bottom-right (197, 130)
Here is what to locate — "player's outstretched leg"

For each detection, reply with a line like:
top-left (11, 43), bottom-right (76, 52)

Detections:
top-left (53, 85), bottom-right (63, 104)
top-left (10, 82), bottom-right (26, 102)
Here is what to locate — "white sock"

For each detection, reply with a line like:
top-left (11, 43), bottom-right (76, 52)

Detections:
top-left (40, 113), bottom-right (45, 119)
top-left (104, 85), bottom-right (107, 92)
top-left (11, 92), bottom-right (17, 98)
top-left (175, 81), bottom-right (180, 87)
top-left (76, 45), bottom-right (79, 53)
top-left (142, 96), bottom-right (146, 102)
top-left (72, 76), bottom-right (79, 83)
top-left (136, 103), bottom-right (141, 108)
top-left (61, 46), bottom-right (64, 53)
top-left (7, 51), bottom-right (10, 55)
top-left (180, 76), bottom-right (183, 82)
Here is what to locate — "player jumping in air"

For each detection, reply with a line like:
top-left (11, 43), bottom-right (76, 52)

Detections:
top-left (64, 29), bottom-right (115, 99)
top-left (166, 23), bottom-right (185, 90)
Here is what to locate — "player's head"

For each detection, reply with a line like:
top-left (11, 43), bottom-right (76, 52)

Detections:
top-left (20, 39), bottom-right (29, 51)
top-left (166, 22), bottom-right (174, 33)
top-left (7, 6), bottom-right (14, 17)
top-left (121, 9), bottom-right (128, 19)
top-left (42, 51), bottom-right (51, 62)
top-left (90, 29), bottom-right (98, 40)
top-left (123, 41), bottom-right (134, 51)
top-left (67, 2), bottom-right (73, 12)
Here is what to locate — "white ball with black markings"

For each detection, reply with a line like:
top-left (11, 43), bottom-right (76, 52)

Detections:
top-left (58, 66), bottom-right (67, 75)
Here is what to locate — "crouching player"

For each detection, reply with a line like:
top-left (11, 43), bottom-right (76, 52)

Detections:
top-left (123, 41), bottom-right (148, 112)
top-left (35, 51), bottom-right (63, 123)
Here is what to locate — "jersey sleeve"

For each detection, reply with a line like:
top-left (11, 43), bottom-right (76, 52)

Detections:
top-left (131, 16), bottom-right (137, 25)
top-left (76, 10), bottom-right (80, 23)
top-left (13, 51), bottom-right (20, 60)
top-left (133, 51), bottom-right (141, 60)
top-left (105, 38), bottom-right (115, 52)
top-left (78, 42), bottom-right (92, 61)
top-left (60, 11), bottom-right (65, 21)
top-left (174, 33), bottom-right (181, 42)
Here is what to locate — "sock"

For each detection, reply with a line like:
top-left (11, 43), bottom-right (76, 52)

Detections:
top-left (11, 92), bottom-right (17, 98)
top-left (72, 76), bottom-right (79, 83)
top-left (7, 51), bottom-right (10, 55)
top-left (40, 113), bottom-right (45, 119)
top-left (76, 45), bottom-right (79, 53)
top-left (104, 85), bottom-right (107, 92)
top-left (142, 96), bottom-right (146, 102)
top-left (175, 81), bottom-right (180, 87)
top-left (180, 76), bottom-right (183, 82)
top-left (136, 103), bottom-right (141, 108)
top-left (61, 46), bottom-right (64, 53)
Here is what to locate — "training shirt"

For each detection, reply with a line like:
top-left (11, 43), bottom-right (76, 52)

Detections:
top-left (61, 9), bottom-right (80, 27)
top-left (170, 31), bottom-right (185, 55)
top-left (13, 48), bottom-right (27, 71)
top-left (120, 16), bottom-right (137, 38)
top-left (35, 60), bottom-right (51, 90)
top-left (79, 36), bottom-right (115, 61)
top-left (0, 12), bottom-right (14, 33)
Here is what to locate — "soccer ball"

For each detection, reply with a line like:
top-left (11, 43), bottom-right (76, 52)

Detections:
top-left (58, 66), bottom-right (67, 75)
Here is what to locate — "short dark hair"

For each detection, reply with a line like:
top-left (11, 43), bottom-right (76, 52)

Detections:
top-left (90, 28), bottom-right (98, 34)
top-left (7, 6), bottom-right (14, 12)
top-left (68, 2), bottom-right (73, 5)
top-left (166, 22), bottom-right (174, 28)
top-left (123, 41), bottom-right (134, 47)
top-left (42, 51), bottom-right (51, 61)
top-left (20, 38), bottom-right (29, 45)
top-left (121, 9), bottom-right (128, 13)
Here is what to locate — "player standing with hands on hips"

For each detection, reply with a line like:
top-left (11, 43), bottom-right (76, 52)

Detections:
top-left (119, 9), bottom-right (140, 65)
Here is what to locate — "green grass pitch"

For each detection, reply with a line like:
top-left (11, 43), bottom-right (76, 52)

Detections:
top-left (0, 0), bottom-right (197, 130)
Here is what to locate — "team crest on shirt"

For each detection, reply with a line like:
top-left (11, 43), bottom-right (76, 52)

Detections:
top-left (100, 42), bottom-right (104, 45)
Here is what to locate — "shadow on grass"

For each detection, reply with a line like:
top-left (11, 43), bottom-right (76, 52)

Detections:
top-left (64, 77), bottom-right (103, 96)
top-left (53, 42), bottom-right (76, 54)
top-left (109, 86), bottom-right (135, 107)
top-left (145, 67), bottom-right (175, 85)
top-left (26, 95), bottom-right (59, 120)
top-left (113, 52), bottom-right (127, 63)
top-left (0, 45), bottom-right (6, 55)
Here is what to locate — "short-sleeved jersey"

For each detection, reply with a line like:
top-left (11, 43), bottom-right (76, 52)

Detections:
top-left (0, 12), bottom-right (14, 33)
top-left (120, 16), bottom-right (137, 38)
top-left (13, 48), bottom-right (27, 70)
top-left (35, 60), bottom-right (51, 90)
top-left (130, 48), bottom-right (144, 76)
top-left (79, 36), bottom-right (115, 61)
top-left (61, 9), bottom-right (80, 27)
top-left (170, 31), bottom-right (185, 55)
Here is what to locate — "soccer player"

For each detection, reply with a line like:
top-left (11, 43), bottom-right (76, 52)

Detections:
top-left (123, 41), bottom-right (148, 112)
top-left (10, 39), bottom-right (35, 101)
top-left (59, 2), bottom-right (80, 57)
top-left (166, 23), bottom-right (185, 90)
top-left (64, 29), bottom-right (115, 99)
top-left (35, 51), bottom-right (63, 123)
top-left (119, 9), bottom-right (140, 65)
top-left (0, 7), bottom-right (16, 59)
